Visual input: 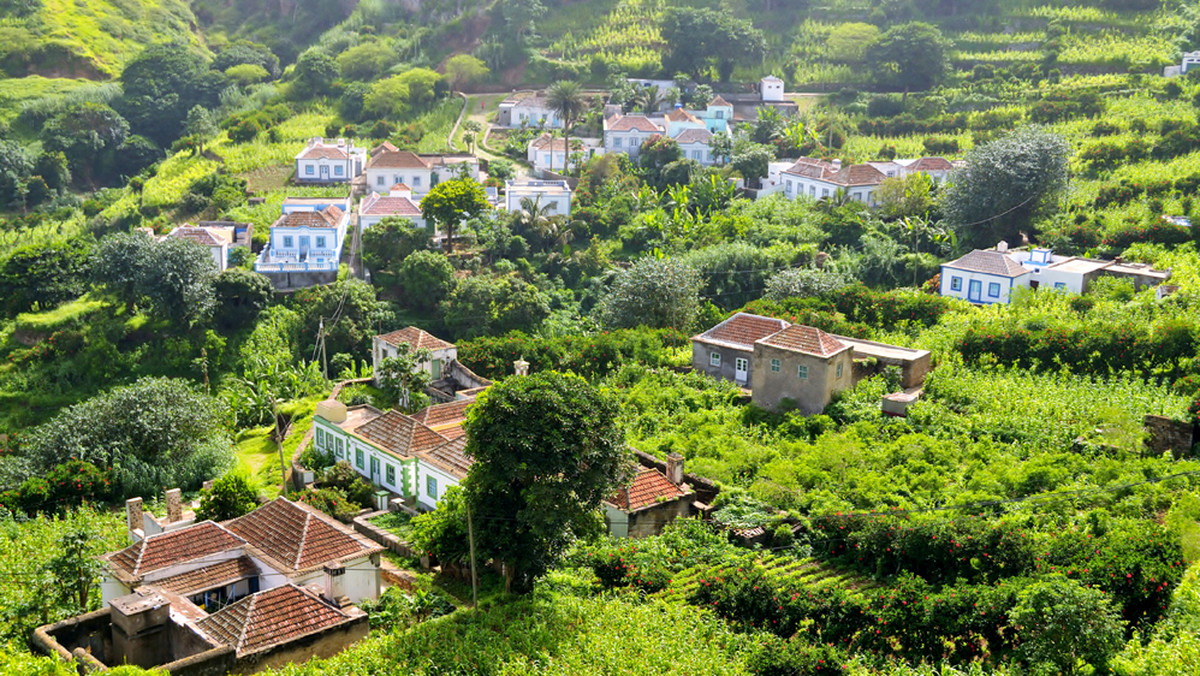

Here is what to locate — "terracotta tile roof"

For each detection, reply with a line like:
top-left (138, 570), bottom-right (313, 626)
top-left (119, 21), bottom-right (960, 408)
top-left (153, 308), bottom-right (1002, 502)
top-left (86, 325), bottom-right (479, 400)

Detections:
top-left (666, 108), bottom-right (701, 124)
top-left (419, 436), bottom-right (473, 479)
top-left (377, 327), bottom-right (455, 351)
top-left (708, 95), bottom-right (732, 107)
top-left (168, 226), bottom-right (224, 247)
top-left (412, 398), bottom-right (473, 430)
top-left (389, 183), bottom-right (412, 193)
top-left (275, 206), bottom-right (344, 229)
top-left (758, 324), bottom-right (848, 357)
top-left (360, 193), bottom-right (422, 218)
top-left (825, 163), bottom-right (887, 187)
top-left (367, 149), bottom-right (429, 170)
top-left (152, 556), bottom-right (260, 596)
top-left (354, 410), bottom-right (450, 458)
top-left (906, 156), bottom-right (953, 172)
top-left (607, 468), bottom-right (688, 511)
top-left (694, 312), bottom-right (790, 351)
top-left (372, 141), bottom-right (398, 155)
top-left (944, 250), bottom-right (1030, 278)
top-left (227, 498), bottom-right (372, 571)
top-left (606, 115), bottom-right (662, 133)
top-left (784, 157), bottom-right (838, 179)
top-left (196, 584), bottom-right (352, 656)
top-left (107, 522), bottom-right (246, 577)
top-left (531, 134), bottom-right (570, 152)
top-left (673, 127), bottom-right (712, 144)
top-left (298, 145), bottom-right (350, 161)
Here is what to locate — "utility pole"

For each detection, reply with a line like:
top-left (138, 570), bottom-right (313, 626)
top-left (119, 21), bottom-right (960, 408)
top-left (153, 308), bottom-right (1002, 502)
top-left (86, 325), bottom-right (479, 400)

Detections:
top-left (318, 316), bottom-right (328, 379)
top-left (466, 502), bottom-right (479, 610)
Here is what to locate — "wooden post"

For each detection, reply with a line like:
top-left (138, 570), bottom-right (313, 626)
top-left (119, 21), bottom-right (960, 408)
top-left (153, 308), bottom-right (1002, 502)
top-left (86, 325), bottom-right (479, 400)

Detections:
top-left (466, 502), bottom-right (479, 610)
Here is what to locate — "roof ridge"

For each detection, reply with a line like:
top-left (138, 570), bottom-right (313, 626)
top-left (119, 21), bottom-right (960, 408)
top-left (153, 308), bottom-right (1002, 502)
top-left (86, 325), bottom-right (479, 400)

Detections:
top-left (238, 592), bottom-right (257, 654)
top-left (296, 509), bottom-right (312, 570)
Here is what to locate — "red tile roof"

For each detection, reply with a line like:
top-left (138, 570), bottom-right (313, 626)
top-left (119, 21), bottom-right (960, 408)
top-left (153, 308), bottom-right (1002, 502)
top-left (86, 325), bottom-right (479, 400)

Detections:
top-left (694, 313), bottom-right (790, 350)
top-left (607, 468), bottom-right (689, 511)
top-left (666, 108), bottom-right (701, 124)
top-left (107, 522), bottom-right (246, 577)
top-left (196, 584), bottom-right (353, 656)
top-left (531, 134), bottom-right (570, 152)
top-left (784, 157), bottom-right (838, 179)
top-left (275, 206), bottom-right (344, 229)
top-left (298, 145), bottom-right (351, 161)
top-left (152, 556), bottom-right (260, 596)
top-left (758, 324), bottom-right (847, 357)
top-left (227, 498), bottom-right (372, 571)
top-left (360, 194), bottom-right (422, 218)
top-left (708, 95), bottom-right (732, 107)
top-left (825, 163), bottom-right (887, 187)
top-left (377, 327), bottom-right (455, 351)
top-left (673, 128), bottom-right (712, 144)
top-left (367, 149), bottom-right (429, 170)
top-left (419, 436), bottom-right (473, 479)
top-left (355, 410), bottom-right (450, 459)
top-left (906, 157), bottom-right (953, 172)
top-left (168, 226), bottom-right (224, 247)
top-left (606, 115), bottom-right (662, 133)
top-left (944, 249), bottom-right (1029, 277)
top-left (412, 398), bottom-right (473, 430)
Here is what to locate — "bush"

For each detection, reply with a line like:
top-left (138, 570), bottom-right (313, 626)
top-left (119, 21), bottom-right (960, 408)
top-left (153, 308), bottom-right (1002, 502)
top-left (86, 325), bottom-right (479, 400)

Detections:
top-left (44, 460), bottom-right (112, 509)
top-left (195, 472), bottom-right (259, 521)
top-left (296, 486), bottom-right (361, 522)
top-left (319, 461), bottom-right (376, 508)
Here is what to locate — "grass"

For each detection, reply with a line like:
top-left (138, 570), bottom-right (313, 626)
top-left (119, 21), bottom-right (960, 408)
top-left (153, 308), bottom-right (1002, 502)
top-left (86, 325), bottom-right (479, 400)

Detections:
top-left (35, 0), bottom-right (200, 76)
top-left (235, 427), bottom-right (285, 499)
top-left (0, 76), bottom-right (92, 123)
top-left (13, 296), bottom-right (106, 332)
top-left (412, 97), bottom-right (467, 154)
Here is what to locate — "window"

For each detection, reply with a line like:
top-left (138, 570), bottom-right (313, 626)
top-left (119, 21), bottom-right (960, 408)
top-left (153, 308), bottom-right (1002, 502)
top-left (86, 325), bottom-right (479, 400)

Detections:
top-left (316, 429), bottom-right (324, 448)
top-left (1053, 282), bottom-right (1067, 290)
top-left (692, 150), bottom-right (702, 161)
top-left (770, 359), bottom-right (780, 372)
top-left (988, 282), bottom-right (1001, 298)
top-left (950, 276), bottom-right (962, 291)
top-left (709, 352), bottom-right (721, 367)
top-left (386, 464), bottom-right (395, 486)
top-left (797, 365), bottom-right (808, 379)
top-left (283, 236), bottom-right (294, 248)
top-left (355, 448), bottom-right (364, 470)
top-left (836, 362), bottom-right (844, 379)
top-left (376, 175), bottom-right (385, 186)
top-left (715, 110), bottom-right (724, 119)
top-left (315, 236), bottom-right (326, 248)
top-left (822, 188), bottom-right (829, 197)
top-left (335, 438), bottom-right (344, 458)
top-left (426, 476), bottom-right (438, 499)
top-left (809, 186), bottom-right (816, 197)
top-left (412, 177), bottom-right (421, 187)
top-left (305, 165), bottom-right (314, 175)
top-left (785, 181), bottom-right (793, 194)
top-left (334, 165), bottom-right (344, 176)
top-left (614, 137), bottom-right (623, 148)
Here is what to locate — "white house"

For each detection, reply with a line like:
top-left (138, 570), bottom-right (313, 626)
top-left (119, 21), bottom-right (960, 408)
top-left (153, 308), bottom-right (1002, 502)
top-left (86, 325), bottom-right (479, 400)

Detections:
top-left (365, 147), bottom-right (433, 195)
top-left (281, 196), bottom-right (352, 215)
top-left (603, 114), bottom-right (664, 159)
top-left (778, 156), bottom-right (955, 205)
top-left (497, 92), bottom-right (561, 128)
top-left (101, 497), bottom-right (382, 606)
top-left (295, 138), bottom-right (366, 184)
top-left (163, 226), bottom-right (230, 272)
top-left (254, 205), bottom-right (348, 284)
top-left (761, 75), bottom-right (785, 102)
top-left (1184, 51), bottom-right (1200, 74)
top-left (527, 134), bottom-right (604, 174)
top-left (372, 326), bottom-right (458, 382)
top-left (664, 107), bottom-right (705, 137)
top-left (940, 248), bottom-right (1031, 305)
top-left (505, 179), bottom-right (572, 217)
top-left (673, 127), bottom-right (714, 165)
top-left (358, 189), bottom-right (426, 231)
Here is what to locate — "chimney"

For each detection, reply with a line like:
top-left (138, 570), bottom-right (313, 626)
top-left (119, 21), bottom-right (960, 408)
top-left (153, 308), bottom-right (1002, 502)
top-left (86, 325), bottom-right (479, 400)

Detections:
top-left (831, 159), bottom-right (842, 169)
top-left (322, 562), bottom-right (349, 607)
top-left (110, 589), bottom-right (171, 668)
top-left (665, 452), bottom-right (684, 485)
top-left (126, 498), bottom-right (144, 539)
top-left (514, 358), bottom-right (530, 376)
top-left (996, 241), bottom-right (1008, 252)
top-left (202, 479), bottom-right (215, 492)
top-left (165, 489), bottom-right (182, 524)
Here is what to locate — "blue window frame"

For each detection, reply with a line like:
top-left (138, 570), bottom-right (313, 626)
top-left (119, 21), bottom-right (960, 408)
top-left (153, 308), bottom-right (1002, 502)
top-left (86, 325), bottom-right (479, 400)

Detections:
top-left (315, 236), bottom-right (327, 248)
top-left (770, 359), bottom-right (780, 372)
top-left (1053, 282), bottom-right (1067, 291)
top-left (282, 236), bottom-right (294, 248)
top-left (305, 165), bottom-right (314, 175)
top-left (412, 177), bottom-right (421, 186)
top-left (334, 165), bottom-right (344, 176)
top-left (950, 276), bottom-right (962, 291)
top-left (426, 476), bottom-right (438, 499)
top-left (988, 282), bottom-right (1001, 298)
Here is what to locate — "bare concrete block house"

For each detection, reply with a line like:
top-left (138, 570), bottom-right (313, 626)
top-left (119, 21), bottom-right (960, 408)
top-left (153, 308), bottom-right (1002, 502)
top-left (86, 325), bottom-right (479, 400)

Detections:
top-left (691, 313), bottom-right (791, 387)
top-left (751, 324), bottom-right (854, 414)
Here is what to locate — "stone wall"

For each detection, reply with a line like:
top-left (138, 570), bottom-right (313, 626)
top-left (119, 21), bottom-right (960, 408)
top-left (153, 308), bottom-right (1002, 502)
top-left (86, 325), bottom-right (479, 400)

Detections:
top-left (1145, 414), bottom-right (1196, 458)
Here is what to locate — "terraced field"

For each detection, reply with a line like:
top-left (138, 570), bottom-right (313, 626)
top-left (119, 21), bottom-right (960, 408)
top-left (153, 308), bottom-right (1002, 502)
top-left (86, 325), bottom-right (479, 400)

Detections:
top-left (654, 552), bottom-right (874, 604)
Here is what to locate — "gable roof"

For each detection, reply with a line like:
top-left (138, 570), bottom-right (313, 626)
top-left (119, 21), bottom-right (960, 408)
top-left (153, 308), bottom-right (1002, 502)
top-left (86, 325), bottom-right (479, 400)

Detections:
top-left (708, 95), bottom-right (732, 107)
top-left (226, 498), bottom-right (373, 572)
top-left (825, 163), bottom-right (887, 187)
top-left (673, 127), bottom-right (713, 144)
top-left (355, 410), bottom-right (449, 459)
top-left (943, 249), bottom-right (1030, 278)
top-left (906, 156), bottom-right (953, 173)
top-left (607, 467), bottom-right (689, 511)
top-left (757, 324), bottom-right (848, 357)
top-left (107, 522), bottom-right (246, 578)
top-left (412, 398), bottom-right (473, 432)
top-left (360, 193), bottom-right (421, 218)
top-left (168, 226), bottom-right (224, 247)
top-left (606, 115), bottom-right (662, 133)
top-left (420, 436), bottom-right (472, 479)
top-left (784, 157), bottom-right (838, 179)
top-left (152, 556), bottom-right (260, 596)
top-left (298, 145), bottom-right (350, 161)
top-left (666, 108), bottom-right (702, 124)
top-left (693, 312), bottom-right (791, 351)
top-left (196, 584), bottom-right (353, 656)
top-left (530, 134), bottom-right (570, 152)
top-left (275, 206), bottom-right (344, 229)
top-left (377, 327), bottom-right (455, 351)
top-left (367, 149), bottom-right (429, 170)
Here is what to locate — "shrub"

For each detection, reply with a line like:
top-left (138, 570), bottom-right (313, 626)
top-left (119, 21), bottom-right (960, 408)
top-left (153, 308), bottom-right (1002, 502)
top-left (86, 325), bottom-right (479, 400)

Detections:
top-left (45, 461), bottom-right (112, 509)
top-left (296, 486), bottom-right (360, 522)
top-left (319, 461), bottom-right (376, 508)
top-left (195, 472), bottom-right (259, 521)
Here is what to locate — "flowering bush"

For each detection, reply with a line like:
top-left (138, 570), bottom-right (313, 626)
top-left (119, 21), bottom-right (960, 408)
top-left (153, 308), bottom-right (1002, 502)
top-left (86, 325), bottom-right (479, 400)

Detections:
top-left (296, 487), bottom-right (360, 523)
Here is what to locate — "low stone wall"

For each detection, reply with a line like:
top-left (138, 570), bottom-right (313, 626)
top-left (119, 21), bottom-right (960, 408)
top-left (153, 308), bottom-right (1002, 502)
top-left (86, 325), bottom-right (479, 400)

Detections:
top-left (1145, 414), bottom-right (1197, 458)
top-left (353, 510), bottom-right (422, 561)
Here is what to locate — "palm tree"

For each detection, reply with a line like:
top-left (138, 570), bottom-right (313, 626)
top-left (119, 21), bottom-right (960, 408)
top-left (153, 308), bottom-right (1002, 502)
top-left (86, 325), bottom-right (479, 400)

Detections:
top-left (637, 84), bottom-right (664, 114)
top-left (546, 80), bottom-right (586, 176)
top-left (463, 120), bottom-right (482, 153)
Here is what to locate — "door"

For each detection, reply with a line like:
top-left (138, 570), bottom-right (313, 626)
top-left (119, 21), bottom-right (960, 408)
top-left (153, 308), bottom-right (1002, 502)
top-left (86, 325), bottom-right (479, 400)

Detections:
top-left (299, 236), bottom-right (310, 259)
top-left (968, 279), bottom-right (982, 302)
top-left (735, 357), bottom-right (749, 384)
top-left (370, 456), bottom-right (380, 485)
top-left (319, 165), bottom-right (330, 180)
top-left (431, 359), bottom-right (442, 380)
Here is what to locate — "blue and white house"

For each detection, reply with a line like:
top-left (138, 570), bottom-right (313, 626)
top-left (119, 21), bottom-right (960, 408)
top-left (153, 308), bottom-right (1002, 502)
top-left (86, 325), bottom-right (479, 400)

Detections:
top-left (294, 138), bottom-right (366, 184)
top-left (939, 248), bottom-right (1031, 305)
top-left (254, 198), bottom-right (350, 289)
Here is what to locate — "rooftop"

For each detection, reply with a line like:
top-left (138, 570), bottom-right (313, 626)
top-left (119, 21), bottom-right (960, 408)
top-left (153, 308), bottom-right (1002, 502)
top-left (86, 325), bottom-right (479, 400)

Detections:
top-left (226, 498), bottom-right (376, 572)
top-left (274, 206), bottom-right (345, 229)
top-left (607, 467), bottom-right (689, 511)
top-left (693, 312), bottom-right (790, 351)
top-left (153, 556), bottom-right (260, 596)
top-left (195, 584), bottom-right (355, 656)
top-left (757, 324), bottom-right (848, 357)
top-left (354, 410), bottom-right (449, 459)
top-left (419, 436), bottom-right (473, 479)
top-left (367, 149), bottom-right (429, 170)
top-left (360, 193), bottom-right (422, 218)
top-left (944, 250), bottom-right (1030, 278)
top-left (605, 115), bottom-right (663, 133)
top-left (673, 127), bottom-right (713, 144)
top-left (107, 522), bottom-right (246, 578)
top-left (167, 226), bottom-right (227, 247)
top-left (377, 326), bottom-right (455, 351)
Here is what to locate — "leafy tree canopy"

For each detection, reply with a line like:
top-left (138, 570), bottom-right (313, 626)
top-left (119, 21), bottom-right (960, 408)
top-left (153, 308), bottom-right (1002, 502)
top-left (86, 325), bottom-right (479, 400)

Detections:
top-left (661, 8), bottom-right (765, 82)
top-left (868, 22), bottom-right (952, 94)
top-left (119, 43), bottom-right (226, 145)
top-left (398, 249), bottom-right (456, 312)
top-left (0, 237), bottom-right (90, 317)
top-left (600, 256), bottom-right (702, 331)
top-left (195, 472), bottom-right (259, 522)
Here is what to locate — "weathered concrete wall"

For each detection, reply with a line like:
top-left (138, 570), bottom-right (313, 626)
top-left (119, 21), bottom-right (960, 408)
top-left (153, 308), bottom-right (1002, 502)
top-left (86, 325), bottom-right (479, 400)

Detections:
top-left (751, 344), bottom-right (852, 414)
top-left (232, 613), bottom-right (369, 674)
top-left (627, 497), bottom-right (694, 539)
top-left (1145, 414), bottom-right (1196, 458)
top-left (691, 341), bottom-right (755, 386)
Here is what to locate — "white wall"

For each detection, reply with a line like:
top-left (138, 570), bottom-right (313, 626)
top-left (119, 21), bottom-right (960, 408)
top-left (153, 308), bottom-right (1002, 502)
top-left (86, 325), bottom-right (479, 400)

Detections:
top-left (940, 268), bottom-right (1026, 305)
top-left (366, 168), bottom-right (432, 193)
top-left (297, 158), bottom-right (354, 182)
top-left (506, 189), bottom-right (571, 216)
top-left (1030, 267), bottom-right (1086, 294)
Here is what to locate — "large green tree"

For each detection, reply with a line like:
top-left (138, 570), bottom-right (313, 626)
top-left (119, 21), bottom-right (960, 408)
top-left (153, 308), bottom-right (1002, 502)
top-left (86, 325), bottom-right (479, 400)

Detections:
top-left (398, 250), bottom-right (456, 312)
top-left (119, 43), bottom-right (226, 145)
top-left (0, 237), bottom-right (90, 317)
top-left (868, 22), bottom-right (951, 97)
top-left (213, 268), bottom-right (274, 332)
top-left (1008, 576), bottom-right (1125, 675)
top-left (420, 177), bottom-right (491, 252)
top-left (599, 256), bottom-right (702, 331)
top-left (440, 275), bottom-right (550, 339)
top-left (463, 371), bottom-right (627, 593)
top-left (289, 278), bottom-right (393, 361)
top-left (660, 8), bottom-right (766, 82)
top-left (940, 125), bottom-right (1070, 249)
top-left (23, 377), bottom-right (235, 498)
top-left (362, 216), bottom-right (431, 274)
top-left (41, 103), bottom-right (129, 186)
top-left (91, 232), bottom-right (218, 326)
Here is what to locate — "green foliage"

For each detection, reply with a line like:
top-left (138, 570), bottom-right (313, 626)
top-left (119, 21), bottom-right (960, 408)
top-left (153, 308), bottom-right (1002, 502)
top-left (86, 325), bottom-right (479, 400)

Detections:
top-left (289, 278), bottom-right (392, 360)
top-left (1009, 576), bottom-right (1125, 674)
top-left (660, 7), bottom-right (765, 82)
top-left (397, 250), bottom-right (456, 312)
top-left (195, 471), bottom-right (259, 521)
top-left (420, 177), bottom-right (490, 251)
top-left (357, 585), bottom-right (455, 630)
top-left (457, 327), bottom-right (686, 381)
top-left (296, 486), bottom-right (360, 522)
top-left (21, 377), bottom-right (234, 499)
top-left (213, 268), bottom-right (273, 332)
top-left (441, 275), bottom-right (551, 340)
top-left (409, 485), bottom-right (471, 566)
top-left (464, 371), bottom-right (627, 593)
top-left (765, 267), bottom-right (852, 302)
top-left (599, 256), bottom-right (702, 331)
top-left (118, 43), bottom-right (226, 146)
top-left (362, 216), bottom-right (430, 274)
top-left (869, 22), bottom-right (951, 93)
top-left (376, 345), bottom-right (433, 413)
top-left (319, 461), bottom-right (376, 509)
top-left (0, 237), bottom-right (90, 317)
top-left (90, 231), bottom-right (217, 326)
